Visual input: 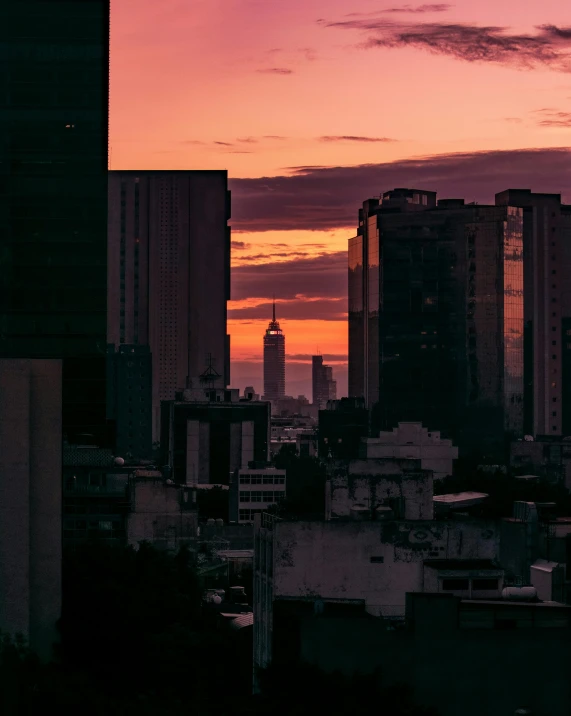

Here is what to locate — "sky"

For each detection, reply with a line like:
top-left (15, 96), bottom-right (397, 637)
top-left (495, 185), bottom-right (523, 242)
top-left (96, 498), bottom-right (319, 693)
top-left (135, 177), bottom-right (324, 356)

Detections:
top-left (110, 0), bottom-right (571, 397)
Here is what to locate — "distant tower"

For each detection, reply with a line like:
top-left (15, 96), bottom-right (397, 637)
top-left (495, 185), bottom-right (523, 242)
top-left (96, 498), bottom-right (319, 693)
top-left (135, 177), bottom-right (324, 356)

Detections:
top-left (263, 299), bottom-right (286, 401)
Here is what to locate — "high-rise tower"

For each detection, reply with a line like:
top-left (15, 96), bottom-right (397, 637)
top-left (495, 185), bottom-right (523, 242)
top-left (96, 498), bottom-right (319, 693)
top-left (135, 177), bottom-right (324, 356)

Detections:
top-left (263, 300), bottom-right (286, 402)
top-left (0, 0), bottom-right (111, 446)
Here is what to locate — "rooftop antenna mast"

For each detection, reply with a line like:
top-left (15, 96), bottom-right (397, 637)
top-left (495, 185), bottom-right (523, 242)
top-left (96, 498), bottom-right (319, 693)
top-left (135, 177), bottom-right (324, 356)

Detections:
top-left (273, 294), bottom-right (276, 322)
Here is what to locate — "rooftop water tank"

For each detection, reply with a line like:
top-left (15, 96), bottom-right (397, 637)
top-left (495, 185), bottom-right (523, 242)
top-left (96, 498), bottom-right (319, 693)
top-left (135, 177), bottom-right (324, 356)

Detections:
top-left (206, 518), bottom-right (216, 527)
top-left (502, 586), bottom-right (538, 602)
top-left (215, 518), bottom-right (224, 527)
top-left (350, 504), bottom-right (370, 521)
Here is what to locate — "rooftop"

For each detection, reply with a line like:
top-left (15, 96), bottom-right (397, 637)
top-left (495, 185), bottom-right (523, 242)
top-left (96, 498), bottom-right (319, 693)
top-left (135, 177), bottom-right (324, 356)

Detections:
top-left (433, 492), bottom-right (489, 504)
top-left (424, 559), bottom-right (499, 570)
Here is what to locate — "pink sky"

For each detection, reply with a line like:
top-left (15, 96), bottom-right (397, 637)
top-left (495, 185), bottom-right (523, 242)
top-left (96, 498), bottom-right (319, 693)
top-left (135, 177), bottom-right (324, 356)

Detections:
top-left (110, 0), bottom-right (571, 396)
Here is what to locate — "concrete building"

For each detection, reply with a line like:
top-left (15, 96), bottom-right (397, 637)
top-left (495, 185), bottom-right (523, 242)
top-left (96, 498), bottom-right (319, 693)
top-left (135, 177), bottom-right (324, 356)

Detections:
top-left (160, 387), bottom-right (270, 486)
top-left (349, 190), bottom-right (524, 458)
top-left (0, 1), bottom-right (110, 447)
top-left (108, 171), bottom-right (231, 441)
top-left (326, 457), bottom-right (434, 521)
top-left (230, 467), bottom-right (286, 523)
top-left (126, 471), bottom-right (198, 553)
top-left (295, 592), bottom-right (571, 716)
top-left (106, 344), bottom-right (152, 461)
top-left (296, 430), bottom-right (318, 458)
top-left (495, 190), bottom-right (571, 437)
top-left (254, 512), bottom-right (500, 675)
top-left (312, 355), bottom-right (337, 409)
top-left (510, 435), bottom-right (571, 488)
top-left (263, 301), bottom-right (285, 402)
top-left (0, 360), bottom-right (62, 660)
top-left (362, 422), bottom-right (458, 480)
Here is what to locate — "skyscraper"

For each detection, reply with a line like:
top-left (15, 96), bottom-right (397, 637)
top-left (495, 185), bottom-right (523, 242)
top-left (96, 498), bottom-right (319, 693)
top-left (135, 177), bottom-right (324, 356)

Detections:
top-left (495, 190), bottom-right (571, 437)
top-left (263, 300), bottom-right (286, 402)
top-left (108, 171), bottom-right (231, 441)
top-left (312, 355), bottom-right (337, 408)
top-left (349, 189), bottom-right (524, 457)
top-left (0, 0), bottom-right (111, 446)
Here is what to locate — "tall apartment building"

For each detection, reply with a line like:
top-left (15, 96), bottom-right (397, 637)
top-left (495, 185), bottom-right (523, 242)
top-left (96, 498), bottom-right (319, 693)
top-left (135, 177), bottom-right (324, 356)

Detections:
top-left (349, 189), bottom-right (524, 457)
top-left (108, 171), bottom-right (231, 441)
top-left (495, 190), bottom-right (571, 437)
top-left (312, 355), bottom-right (337, 408)
top-left (0, 360), bottom-right (62, 660)
top-left (0, 0), bottom-right (110, 446)
top-left (263, 301), bottom-right (286, 402)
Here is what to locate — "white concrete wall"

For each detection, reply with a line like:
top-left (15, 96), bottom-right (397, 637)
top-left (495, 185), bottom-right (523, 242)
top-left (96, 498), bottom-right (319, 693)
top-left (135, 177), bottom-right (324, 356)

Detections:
top-left (272, 519), bottom-right (498, 618)
top-left (330, 458), bottom-right (433, 521)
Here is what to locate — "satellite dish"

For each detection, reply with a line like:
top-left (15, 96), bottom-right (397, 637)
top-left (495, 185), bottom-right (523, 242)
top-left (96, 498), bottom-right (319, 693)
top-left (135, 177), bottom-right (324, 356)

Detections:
top-left (212, 595), bottom-right (222, 605)
top-left (114, 457), bottom-right (125, 466)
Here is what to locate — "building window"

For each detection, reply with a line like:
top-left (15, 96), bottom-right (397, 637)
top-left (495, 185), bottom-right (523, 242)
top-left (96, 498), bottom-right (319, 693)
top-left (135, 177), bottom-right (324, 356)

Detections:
top-left (472, 578), bottom-right (499, 591)
top-left (442, 579), bottom-right (469, 591)
top-left (370, 556), bottom-right (384, 563)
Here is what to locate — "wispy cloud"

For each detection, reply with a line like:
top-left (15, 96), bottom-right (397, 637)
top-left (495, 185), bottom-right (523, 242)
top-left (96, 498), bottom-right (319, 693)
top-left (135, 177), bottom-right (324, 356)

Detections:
top-left (257, 67), bottom-right (294, 75)
top-left (231, 240), bottom-right (251, 250)
top-left (214, 141), bottom-right (233, 146)
top-left (263, 135), bottom-right (289, 140)
top-left (229, 147), bottom-right (571, 232)
top-left (504, 117), bottom-right (523, 123)
top-left (318, 18), bottom-right (571, 72)
top-left (228, 296), bottom-right (347, 322)
top-left (319, 135), bottom-right (397, 143)
top-left (237, 137), bottom-right (259, 144)
top-left (345, 3), bottom-right (451, 15)
top-left (535, 108), bottom-right (571, 127)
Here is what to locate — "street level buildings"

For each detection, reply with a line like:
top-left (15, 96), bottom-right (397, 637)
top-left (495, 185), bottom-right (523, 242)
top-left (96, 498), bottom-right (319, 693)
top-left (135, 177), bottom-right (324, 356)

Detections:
top-left (0, 0), bottom-right (110, 446)
top-left (349, 189), bottom-right (524, 457)
top-left (108, 171), bottom-right (231, 441)
top-left (263, 301), bottom-right (286, 402)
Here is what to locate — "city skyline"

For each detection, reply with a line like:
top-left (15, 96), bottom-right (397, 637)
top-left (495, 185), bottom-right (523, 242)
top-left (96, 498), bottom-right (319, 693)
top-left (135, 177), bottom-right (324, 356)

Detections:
top-left (110, 0), bottom-right (571, 390)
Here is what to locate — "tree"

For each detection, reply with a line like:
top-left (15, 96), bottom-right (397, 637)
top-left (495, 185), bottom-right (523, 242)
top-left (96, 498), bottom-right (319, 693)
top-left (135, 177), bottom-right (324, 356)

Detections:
top-left (271, 446), bottom-right (327, 519)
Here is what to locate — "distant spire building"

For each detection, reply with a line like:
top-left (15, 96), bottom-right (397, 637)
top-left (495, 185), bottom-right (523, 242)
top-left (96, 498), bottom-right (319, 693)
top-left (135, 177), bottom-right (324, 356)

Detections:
top-left (263, 299), bottom-right (286, 401)
top-left (312, 355), bottom-right (337, 408)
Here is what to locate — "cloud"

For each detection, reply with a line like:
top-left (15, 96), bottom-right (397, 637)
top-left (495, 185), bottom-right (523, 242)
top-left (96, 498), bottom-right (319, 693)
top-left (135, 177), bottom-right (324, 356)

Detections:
top-left (214, 141), bottom-right (233, 146)
top-left (228, 297), bottom-right (347, 322)
top-left (237, 137), bottom-right (259, 144)
top-left (319, 135), bottom-right (397, 143)
top-left (263, 135), bottom-right (289, 140)
top-left (232, 252), bottom-right (347, 302)
top-left (381, 3), bottom-right (452, 13)
top-left (257, 67), bottom-right (294, 75)
top-left (318, 18), bottom-right (571, 72)
top-left (228, 147), bottom-right (571, 232)
top-left (180, 139), bottom-right (206, 145)
top-left (535, 109), bottom-right (571, 127)
top-left (504, 117), bottom-right (523, 123)
top-left (231, 240), bottom-right (251, 250)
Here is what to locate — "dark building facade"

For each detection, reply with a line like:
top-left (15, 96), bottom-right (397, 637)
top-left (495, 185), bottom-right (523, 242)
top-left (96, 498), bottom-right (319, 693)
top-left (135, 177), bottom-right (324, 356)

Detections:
top-left (108, 171), bottom-right (231, 442)
top-left (161, 388), bottom-right (270, 486)
top-left (0, 0), bottom-right (111, 446)
top-left (349, 190), bottom-right (524, 457)
top-left (106, 344), bottom-right (152, 461)
top-left (312, 355), bottom-right (337, 408)
top-left (263, 301), bottom-right (285, 402)
top-left (495, 190), bottom-right (571, 438)
top-left (318, 398), bottom-right (369, 460)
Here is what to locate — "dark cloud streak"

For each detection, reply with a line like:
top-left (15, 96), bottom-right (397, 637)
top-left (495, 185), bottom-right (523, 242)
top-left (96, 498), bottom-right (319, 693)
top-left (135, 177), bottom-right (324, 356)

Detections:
top-left (319, 135), bottom-right (397, 142)
top-left (229, 147), bottom-right (571, 232)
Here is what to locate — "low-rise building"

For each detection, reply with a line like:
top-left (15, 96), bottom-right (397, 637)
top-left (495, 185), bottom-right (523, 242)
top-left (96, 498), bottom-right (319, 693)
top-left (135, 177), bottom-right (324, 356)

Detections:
top-left (363, 422), bottom-right (458, 479)
top-left (230, 466), bottom-right (286, 523)
top-left (126, 471), bottom-right (198, 552)
top-left (510, 435), bottom-right (571, 487)
top-left (253, 510), bottom-right (500, 675)
top-left (295, 592), bottom-right (571, 716)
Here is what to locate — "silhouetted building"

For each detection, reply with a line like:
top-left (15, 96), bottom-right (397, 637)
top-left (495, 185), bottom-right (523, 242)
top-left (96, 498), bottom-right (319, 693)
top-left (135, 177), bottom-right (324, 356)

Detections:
top-left (0, 360), bottom-right (62, 660)
top-left (106, 344), bottom-right (152, 461)
top-left (263, 301), bottom-right (285, 402)
top-left (349, 189), bottom-right (524, 457)
top-left (495, 190), bottom-right (571, 437)
top-left (0, 0), bottom-right (111, 446)
top-left (161, 387), bottom-right (270, 486)
top-left (318, 398), bottom-right (369, 460)
top-left (108, 171), bottom-right (231, 441)
top-left (312, 355), bottom-right (337, 408)
top-left (230, 466), bottom-right (286, 523)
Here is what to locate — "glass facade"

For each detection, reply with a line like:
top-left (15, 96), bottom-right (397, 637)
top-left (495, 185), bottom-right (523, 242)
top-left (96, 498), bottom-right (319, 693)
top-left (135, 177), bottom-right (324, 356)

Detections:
top-left (349, 193), bottom-right (525, 457)
top-left (348, 235), bottom-right (364, 398)
top-left (0, 1), bottom-right (110, 444)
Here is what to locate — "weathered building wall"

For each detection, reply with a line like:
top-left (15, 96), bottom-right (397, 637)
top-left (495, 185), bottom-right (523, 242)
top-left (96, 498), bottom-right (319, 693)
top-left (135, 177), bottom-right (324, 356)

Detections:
top-left (127, 480), bottom-right (197, 551)
top-left (329, 458), bottom-right (433, 521)
top-left (272, 519), bottom-right (498, 617)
